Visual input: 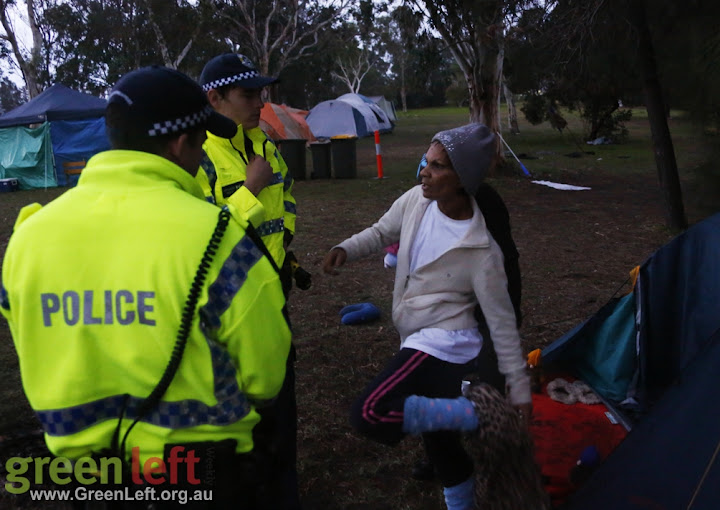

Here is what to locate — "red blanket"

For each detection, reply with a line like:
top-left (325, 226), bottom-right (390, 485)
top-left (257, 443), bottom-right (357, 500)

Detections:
top-left (530, 380), bottom-right (628, 507)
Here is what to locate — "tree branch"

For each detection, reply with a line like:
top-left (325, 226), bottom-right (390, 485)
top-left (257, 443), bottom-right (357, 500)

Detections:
top-left (173, 37), bottom-right (195, 69)
top-left (143, 0), bottom-right (172, 67)
top-left (1, 0), bottom-right (40, 97)
top-left (332, 48), bottom-right (371, 94)
top-left (220, 0), bottom-right (351, 78)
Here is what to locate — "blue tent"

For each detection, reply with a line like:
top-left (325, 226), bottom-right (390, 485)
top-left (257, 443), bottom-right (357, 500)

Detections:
top-left (307, 95), bottom-right (392, 138)
top-left (0, 84), bottom-right (106, 127)
top-left (336, 93), bottom-right (393, 133)
top-left (307, 100), bottom-right (374, 138)
top-left (541, 212), bottom-right (720, 509)
top-left (0, 84), bottom-right (109, 188)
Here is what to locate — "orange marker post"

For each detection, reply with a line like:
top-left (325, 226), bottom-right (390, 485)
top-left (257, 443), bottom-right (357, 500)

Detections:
top-left (374, 130), bottom-right (384, 179)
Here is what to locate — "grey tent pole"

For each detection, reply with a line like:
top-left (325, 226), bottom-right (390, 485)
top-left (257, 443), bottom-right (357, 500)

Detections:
top-left (496, 131), bottom-right (531, 177)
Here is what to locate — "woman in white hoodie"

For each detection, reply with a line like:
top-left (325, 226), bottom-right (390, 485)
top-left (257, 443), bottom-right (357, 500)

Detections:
top-left (323, 123), bottom-right (531, 510)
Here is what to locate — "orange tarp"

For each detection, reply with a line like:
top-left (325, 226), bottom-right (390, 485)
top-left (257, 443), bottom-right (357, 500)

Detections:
top-left (260, 103), bottom-right (316, 142)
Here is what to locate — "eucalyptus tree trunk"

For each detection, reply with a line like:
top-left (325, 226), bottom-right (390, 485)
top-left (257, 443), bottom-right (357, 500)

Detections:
top-left (27, 0), bottom-right (45, 93)
top-left (416, 0), bottom-right (505, 161)
top-left (503, 79), bottom-right (520, 134)
top-left (630, 0), bottom-right (687, 231)
top-left (400, 58), bottom-right (407, 113)
top-left (478, 26), bottom-right (504, 159)
top-left (0, 0), bottom-right (41, 97)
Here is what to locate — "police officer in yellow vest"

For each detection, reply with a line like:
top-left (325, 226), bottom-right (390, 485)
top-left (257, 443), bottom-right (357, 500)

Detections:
top-left (0, 66), bottom-right (291, 509)
top-left (197, 53), bottom-right (296, 282)
top-left (197, 52), bottom-right (303, 510)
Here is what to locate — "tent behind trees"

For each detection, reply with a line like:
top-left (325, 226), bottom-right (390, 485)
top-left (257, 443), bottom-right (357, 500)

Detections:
top-left (535, 212), bottom-right (720, 508)
top-left (0, 84), bottom-right (109, 188)
top-left (260, 103), bottom-right (316, 142)
top-left (368, 95), bottom-right (397, 122)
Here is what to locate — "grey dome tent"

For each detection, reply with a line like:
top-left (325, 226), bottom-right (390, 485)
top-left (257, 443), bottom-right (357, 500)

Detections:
top-left (306, 100), bottom-right (370, 138)
top-left (0, 84), bottom-right (109, 188)
top-left (307, 94), bottom-right (393, 138)
top-left (368, 95), bottom-right (397, 122)
top-left (336, 93), bottom-right (393, 133)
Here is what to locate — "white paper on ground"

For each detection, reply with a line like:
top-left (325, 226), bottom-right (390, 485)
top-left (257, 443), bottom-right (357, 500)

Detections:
top-left (532, 180), bottom-right (592, 191)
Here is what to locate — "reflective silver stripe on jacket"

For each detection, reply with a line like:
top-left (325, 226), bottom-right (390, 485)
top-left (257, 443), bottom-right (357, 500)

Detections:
top-left (269, 172), bottom-right (284, 186)
top-left (36, 340), bottom-right (251, 436)
top-left (256, 218), bottom-right (284, 237)
top-left (200, 152), bottom-right (217, 205)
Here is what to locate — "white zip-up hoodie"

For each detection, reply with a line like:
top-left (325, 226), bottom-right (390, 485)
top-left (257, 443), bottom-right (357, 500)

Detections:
top-left (337, 185), bottom-right (531, 405)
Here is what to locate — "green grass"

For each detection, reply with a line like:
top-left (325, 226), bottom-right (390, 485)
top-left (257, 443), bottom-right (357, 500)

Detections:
top-left (305, 102), bottom-right (717, 222)
top-left (362, 106), bottom-right (661, 180)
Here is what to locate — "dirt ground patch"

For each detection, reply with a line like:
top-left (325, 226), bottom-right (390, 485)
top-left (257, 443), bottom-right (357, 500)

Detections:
top-left (0, 120), bottom-right (715, 508)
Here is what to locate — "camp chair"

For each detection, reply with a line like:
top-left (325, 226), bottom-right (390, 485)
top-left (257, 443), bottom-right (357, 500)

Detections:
top-left (63, 160), bottom-right (86, 177)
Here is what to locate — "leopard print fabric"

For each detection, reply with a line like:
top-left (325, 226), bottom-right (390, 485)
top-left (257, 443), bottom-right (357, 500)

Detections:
top-left (463, 383), bottom-right (551, 510)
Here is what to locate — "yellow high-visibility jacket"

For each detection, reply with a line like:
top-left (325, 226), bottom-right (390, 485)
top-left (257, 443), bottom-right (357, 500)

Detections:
top-left (0, 150), bottom-right (291, 465)
top-left (198, 126), bottom-right (296, 267)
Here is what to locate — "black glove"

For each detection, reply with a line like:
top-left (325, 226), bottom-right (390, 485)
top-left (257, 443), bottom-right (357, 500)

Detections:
top-left (286, 251), bottom-right (312, 290)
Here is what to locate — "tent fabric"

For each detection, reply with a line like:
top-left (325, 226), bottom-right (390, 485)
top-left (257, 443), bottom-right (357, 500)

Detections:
top-left (635, 212), bottom-right (720, 410)
top-left (539, 211), bottom-right (720, 509)
top-left (0, 84), bottom-right (106, 127)
top-left (306, 100), bottom-right (373, 138)
top-left (0, 123), bottom-right (56, 189)
top-left (336, 93), bottom-right (393, 133)
top-left (542, 293), bottom-right (637, 403)
top-left (283, 105), bottom-right (316, 140)
top-left (51, 118), bottom-right (110, 186)
top-left (260, 103), bottom-right (315, 142)
top-left (368, 95), bottom-right (397, 122)
top-left (307, 96), bottom-right (393, 138)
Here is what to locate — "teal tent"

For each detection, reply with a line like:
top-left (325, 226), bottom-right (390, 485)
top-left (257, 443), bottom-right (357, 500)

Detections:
top-left (0, 123), bottom-right (54, 189)
top-left (0, 84), bottom-right (109, 189)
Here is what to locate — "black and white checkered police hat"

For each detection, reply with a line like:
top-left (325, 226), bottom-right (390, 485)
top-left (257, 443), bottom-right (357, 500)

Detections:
top-left (200, 53), bottom-right (278, 92)
top-left (107, 66), bottom-right (237, 138)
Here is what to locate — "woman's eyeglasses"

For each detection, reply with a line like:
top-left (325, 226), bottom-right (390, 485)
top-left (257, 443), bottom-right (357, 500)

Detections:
top-left (416, 153), bottom-right (427, 179)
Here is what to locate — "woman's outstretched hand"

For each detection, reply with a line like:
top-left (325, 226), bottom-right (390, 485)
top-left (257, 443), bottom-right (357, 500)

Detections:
top-left (323, 247), bottom-right (347, 275)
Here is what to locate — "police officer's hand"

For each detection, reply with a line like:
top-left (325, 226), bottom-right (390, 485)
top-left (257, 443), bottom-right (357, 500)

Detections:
top-left (323, 248), bottom-right (347, 275)
top-left (244, 156), bottom-right (273, 196)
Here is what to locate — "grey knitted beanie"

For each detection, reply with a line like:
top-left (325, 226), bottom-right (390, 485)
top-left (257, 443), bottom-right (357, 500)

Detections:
top-left (431, 123), bottom-right (496, 196)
